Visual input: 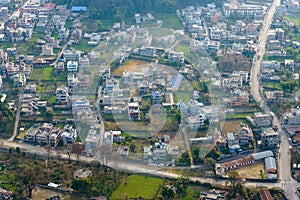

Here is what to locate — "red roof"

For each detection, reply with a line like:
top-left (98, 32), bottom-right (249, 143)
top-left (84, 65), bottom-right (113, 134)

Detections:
top-left (44, 3), bottom-right (56, 10)
top-left (260, 189), bottom-right (273, 200)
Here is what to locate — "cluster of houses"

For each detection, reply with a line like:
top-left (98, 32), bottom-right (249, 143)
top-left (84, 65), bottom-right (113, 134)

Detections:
top-left (25, 123), bottom-right (77, 147)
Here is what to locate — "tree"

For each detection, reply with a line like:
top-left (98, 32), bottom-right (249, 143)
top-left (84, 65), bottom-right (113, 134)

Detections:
top-left (161, 185), bottom-right (175, 199)
top-left (95, 144), bottom-right (113, 166)
top-left (111, 152), bottom-right (122, 181)
top-left (45, 144), bottom-right (52, 161)
top-left (64, 144), bottom-right (72, 163)
top-left (228, 170), bottom-right (243, 197)
top-left (16, 164), bottom-right (43, 198)
top-left (72, 142), bottom-right (84, 162)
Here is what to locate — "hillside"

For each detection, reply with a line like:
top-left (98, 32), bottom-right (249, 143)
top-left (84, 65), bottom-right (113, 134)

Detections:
top-left (53, 0), bottom-right (223, 20)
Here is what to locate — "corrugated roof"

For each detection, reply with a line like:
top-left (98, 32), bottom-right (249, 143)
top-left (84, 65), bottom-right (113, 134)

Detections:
top-left (265, 157), bottom-right (277, 170)
top-left (252, 150), bottom-right (274, 160)
top-left (71, 6), bottom-right (88, 12)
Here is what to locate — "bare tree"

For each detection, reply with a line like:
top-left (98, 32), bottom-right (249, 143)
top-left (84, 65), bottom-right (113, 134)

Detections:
top-left (111, 152), bottom-right (122, 181)
top-left (64, 144), bottom-right (72, 163)
top-left (44, 144), bottom-right (52, 161)
top-left (95, 144), bottom-right (113, 166)
top-left (72, 142), bottom-right (84, 162)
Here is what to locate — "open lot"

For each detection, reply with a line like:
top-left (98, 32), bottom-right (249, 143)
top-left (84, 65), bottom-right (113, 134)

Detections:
top-left (110, 174), bottom-right (164, 200)
top-left (32, 187), bottom-right (70, 200)
top-left (112, 59), bottom-right (149, 76)
top-left (222, 120), bottom-right (242, 134)
top-left (235, 162), bottom-right (265, 179)
top-left (31, 67), bottom-right (54, 81)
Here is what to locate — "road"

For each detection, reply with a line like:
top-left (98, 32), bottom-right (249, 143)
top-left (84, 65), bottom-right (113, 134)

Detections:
top-left (9, 93), bottom-right (22, 141)
top-left (249, 0), bottom-right (299, 199)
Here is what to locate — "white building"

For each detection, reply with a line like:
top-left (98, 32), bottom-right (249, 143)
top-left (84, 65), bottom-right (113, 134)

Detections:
top-left (67, 61), bottom-right (78, 72)
top-left (85, 129), bottom-right (100, 155)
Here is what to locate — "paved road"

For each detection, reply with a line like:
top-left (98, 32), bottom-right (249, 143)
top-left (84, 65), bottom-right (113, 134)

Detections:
top-left (249, 0), bottom-right (299, 199)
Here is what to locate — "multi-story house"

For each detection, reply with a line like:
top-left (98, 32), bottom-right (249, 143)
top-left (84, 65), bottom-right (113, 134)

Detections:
top-left (56, 86), bottom-right (69, 104)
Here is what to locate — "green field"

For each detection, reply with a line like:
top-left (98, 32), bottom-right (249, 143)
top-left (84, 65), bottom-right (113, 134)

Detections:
top-left (110, 175), bottom-right (164, 199)
top-left (287, 14), bottom-right (300, 27)
top-left (154, 13), bottom-right (183, 29)
top-left (31, 67), bottom-right (54, 81)
top-left (72, 39), bottom-right (96, 52)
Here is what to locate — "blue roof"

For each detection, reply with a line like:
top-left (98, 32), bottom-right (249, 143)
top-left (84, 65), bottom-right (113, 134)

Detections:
top-left (171, 74), bottom-right (183, 89)
top-left (151, 91), bottom-right (157, 97)
top-left (71, 6), bottom-right (87, 12)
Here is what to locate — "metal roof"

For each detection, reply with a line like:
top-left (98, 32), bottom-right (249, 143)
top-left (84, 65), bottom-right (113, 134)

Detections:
top-left (265, 157), bottom-right (277, 170)
top-left (251, 150), bottom-right (274, 160)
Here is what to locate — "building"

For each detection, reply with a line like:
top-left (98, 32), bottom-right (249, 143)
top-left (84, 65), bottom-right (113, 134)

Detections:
top-left (238, 124), bottom-right (253, 145)
top-left (265, 90), bottom-right (283, 102)
top-left (13, 73), bottom-right (26, 88)
top-left (151, 91), bottom-right (162, 105)
top-left (253, 112), bottom-right (272, 127)
top-left (200, 190), bottom-right (226, 200)
top-left (59, 27), bottom-right (69, 42)
top-left (260, 189), bottom-right (274, 200)
top-left (265, 157), bottom-right (277, 179)
top-left (61, 125), bottom-right (77, 144)
top-left (41, 45), bottom-right (53, 55)
top-left (64, 49), bottom-right (81, 61)
top-left (227, 132), bottom-right (241, 153)
top-left (85, 129), bottom-right (100, 156)
top-left (56, 86), bottom-right (69, 104)
top-left (128, 102), bottom-right (140, 120)
top-left (67, 61), bottom-right (78, 72)
top-left (187, 115), bottom-right (205, 129)
top-left (284, 107), bottom-right (300, 125)
top-left (260, 128), bottom-right (279, 148)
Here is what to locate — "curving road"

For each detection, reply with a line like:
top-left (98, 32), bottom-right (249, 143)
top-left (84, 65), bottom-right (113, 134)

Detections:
top-left (249, 0), bottom-right (300, 199)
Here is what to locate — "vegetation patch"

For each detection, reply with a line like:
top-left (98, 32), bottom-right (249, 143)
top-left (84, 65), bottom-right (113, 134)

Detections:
top-left (31, 67), bottom-right (54, 81)
top-left (110, 174), bottom-right (164, 199)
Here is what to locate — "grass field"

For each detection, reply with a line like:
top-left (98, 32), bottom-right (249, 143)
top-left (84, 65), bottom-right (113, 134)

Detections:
top-left (72, 39), bottom-right (96, 52)
top-left (31, 67), bottom-right (54, 81)
top-left (112, 59), bottom-right (149, 76)
top-left (110, 175), bottom-right (164, 199)
top-left (154, 13), bottom-right (183, 30)
top-left (287, 14), bottom-right (300, 27)
top-left (235, 162), bottom-right (265, 179)
top-left (175, 40), bottom-right (190, 55)
top-left (263, 81), bottom-right (281, 90)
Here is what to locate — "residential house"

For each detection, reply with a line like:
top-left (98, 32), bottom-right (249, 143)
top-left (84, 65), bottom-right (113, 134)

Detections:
top-left (128, 102), bottom-right (140, 120)
top-left (85, 129), bottom-right (100, 156)
top-left (67, 61), bottom-right (78, 72)
top-left (61, 125), bottom-right (77, 144)
top-left (56, 86), bottom-right (69, 104)
top-left (260, 128), bottom-right (279, 148)
top-left (13, 73), bottom-right (26, 87)
top-left (284, 59), bottom-right (295, 71)
top-left (64, 49), bottom-right (81, 61)
top-left (59, 27), bottom-right (69, 42)
top-left (253, 112), bottom-right (272, 127)
top-left (229, 89), bottom-right (249, 107)
top-left (265, 90), bottom-right (283, 101)
top-left (151, 91), bottom-right (162, 105)
top-left (284, 107), bottom-right (300, 125)
top-left (41, 45), bottom-right (53, 55)
top-left (227, 132), bottom-right (241, 153)
top-left (24, 83), bottom-right (37, 93)
top-left (187, 114), bottom-right (206, 129)
top-left (238, 124), bottom-right (253, 145)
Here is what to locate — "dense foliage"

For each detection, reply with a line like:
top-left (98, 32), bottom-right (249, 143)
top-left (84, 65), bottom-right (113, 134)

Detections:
top-left (53, 0), bottom-right (223, 20)
top-left (0, 99), bottom-right (14, 136)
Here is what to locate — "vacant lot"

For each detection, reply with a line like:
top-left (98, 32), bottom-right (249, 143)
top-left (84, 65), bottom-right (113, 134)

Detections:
top-left (235, 162), bottom-right (265, 179)
top-left (32, 187), bottom-right (70, 200)
top-left (110, 174), bottom-right (164, 199)
top-left (222, 120), bottom-right (242, 134)
top-left (31, 67), bottom-right (54, 81)
top-left (112, 59), bottom-right (149, 76)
